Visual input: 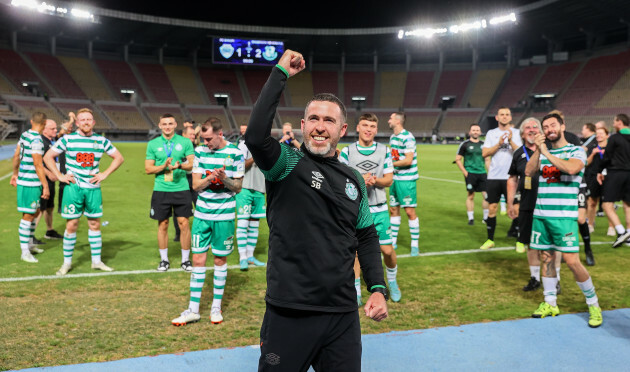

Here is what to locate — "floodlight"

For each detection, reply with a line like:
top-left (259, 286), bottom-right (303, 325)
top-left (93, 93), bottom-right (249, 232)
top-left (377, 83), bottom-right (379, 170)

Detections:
top-left (11, 0), bottom-right (38, 8)
top-left (71, 8), bottom-right (92, 19)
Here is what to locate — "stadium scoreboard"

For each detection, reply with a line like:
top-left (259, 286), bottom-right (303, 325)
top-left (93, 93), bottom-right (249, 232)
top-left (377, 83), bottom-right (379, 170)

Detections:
top-left (212, 37), bottom-right (284, 66)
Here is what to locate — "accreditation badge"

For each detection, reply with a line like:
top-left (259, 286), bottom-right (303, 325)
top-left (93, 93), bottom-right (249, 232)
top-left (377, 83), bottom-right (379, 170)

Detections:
top-left (524, 176), bottom-right (532, 190)
top-left (164, 169), bottom-right (174, 182)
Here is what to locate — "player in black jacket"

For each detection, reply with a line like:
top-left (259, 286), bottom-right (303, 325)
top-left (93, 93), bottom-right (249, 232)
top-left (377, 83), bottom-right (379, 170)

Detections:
top-left (245, 50), bottom-right (387, 372)
top-left (597, 113), bottom-right (630, 247)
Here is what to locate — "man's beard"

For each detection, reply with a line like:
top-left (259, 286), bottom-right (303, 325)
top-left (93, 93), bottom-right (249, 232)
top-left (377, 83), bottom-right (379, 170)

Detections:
top-left (304, 138), bottom-right (332, 156)
top-left (547, 132), bottom-right (562, 143)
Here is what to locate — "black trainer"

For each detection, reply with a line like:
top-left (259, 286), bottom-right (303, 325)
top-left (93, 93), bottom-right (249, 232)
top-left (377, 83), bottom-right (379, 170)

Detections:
top-left (468, 219), bottom-right (474, 225)
top-left (157, 260), bottom-right (170, 272)
top-left (585, 250), bottom-right (595, 266)
top-left (522, 276), bottom-right (541, 291)
top-left (32, 237), bottom-right (45, 245)
top-left (45, 230), bottom-right (64, 240)
top-left (181, 260), bottom-right (193, 272)
top-left (613, 231), bottom-right (630, 248)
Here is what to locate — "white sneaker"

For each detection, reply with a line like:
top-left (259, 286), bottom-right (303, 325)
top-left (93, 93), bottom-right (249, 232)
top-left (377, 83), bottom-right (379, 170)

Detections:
top-left (172, 309), bottom-right (201, 326)
top-left (29, 246), bottom-right (44, 254)
top-left (588, 225), bottom-right (595, 234)
top-left (21, 252), bottom-right (38, 263)
top-left (210, 307), bottom-right (223, 324)
top-left (607, 227), bottom-right (616, 236)
top-left (56, 263), bottom-right (72, 276)
top-left (91, 261), bottom-right (114, 272)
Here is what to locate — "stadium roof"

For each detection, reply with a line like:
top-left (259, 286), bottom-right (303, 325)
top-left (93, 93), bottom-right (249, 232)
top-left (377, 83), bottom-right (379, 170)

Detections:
top-left (1, 0), bottom-right (629, 65)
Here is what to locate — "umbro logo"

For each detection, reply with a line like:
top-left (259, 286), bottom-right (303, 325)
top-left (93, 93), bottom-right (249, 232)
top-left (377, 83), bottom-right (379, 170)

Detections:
top-left (356, 160), bottom-right (378, 172)
top-left (312, 171), bottom-right (324, 182)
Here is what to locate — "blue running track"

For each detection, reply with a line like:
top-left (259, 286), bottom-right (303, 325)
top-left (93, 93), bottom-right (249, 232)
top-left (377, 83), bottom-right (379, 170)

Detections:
top-left (15, 308), bottom-right (630, 372)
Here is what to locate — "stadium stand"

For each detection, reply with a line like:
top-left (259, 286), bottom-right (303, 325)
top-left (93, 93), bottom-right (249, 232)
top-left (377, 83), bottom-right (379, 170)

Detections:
top-left (594, 62), bottom-right (630, 109)
top-left (135, 63), bottom-right (179, 104)
top-left (57, 56), bottom-right (114, 101)
top-left (163, 65), bottom-right (206, 105)
top-left (403, 71), bottom-right (435, 108)
top-left (490, 66), bottom-right (541, 112)
top-left (141, 103), bottom-right (185, 126)
top-left (197, 67), bottom-right (245, 106)
top-left (0, 73), bottom-right (19, 95)
top-left (9, 97), bottom-right (64, 124)
top-left (51, 101), bottom-right (112, 130)
top-left (100, 104), bottom-right (151, 130)
top-left (432, 70), bottom-right (473, 108)
top-left (277, 107), bottom-right (304, 129)
top-left (531, 62), bottom-right (581, 96)
top-left (400, 110), bottom-right (440, 137)
top-left (466, 69), bottom-right (506, 108)
top-left (378, 71), bottom-right (407, 109)
top-left (95, 59), bottom-right (147, 102)
top-left (343, 71), bottom-right (375, 108)
top-left (243, 70), bottom-right (285, 106)
top-left (231, 107), bottom-right (253, 131)
top-left (439, 109), bottom-right (484, 137)
top-left (311, 71), bottom-right (339, 98)
top-left (556, 50), bottom-right (630, 131)
top-left (286, 71), bottom-right (314, 108)
top-left (24, 52), bottom-right (86, 99)
top-left (187, 105), bottom-right (230, 128)
top-left (0, 49), bottom-right (54, 97)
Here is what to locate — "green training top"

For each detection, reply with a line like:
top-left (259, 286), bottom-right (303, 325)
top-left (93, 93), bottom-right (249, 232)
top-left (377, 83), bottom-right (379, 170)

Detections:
top-left (146, 134), bottom-right (194, 192)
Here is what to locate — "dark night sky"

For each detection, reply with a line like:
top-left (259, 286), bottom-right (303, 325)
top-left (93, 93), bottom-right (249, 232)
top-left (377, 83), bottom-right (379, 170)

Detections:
top-left (92, 1), bottom-right (535, 29)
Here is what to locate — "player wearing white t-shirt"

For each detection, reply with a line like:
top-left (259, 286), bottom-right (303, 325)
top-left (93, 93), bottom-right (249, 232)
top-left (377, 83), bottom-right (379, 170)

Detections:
top-left (480, 107), bottom-right (522, 249)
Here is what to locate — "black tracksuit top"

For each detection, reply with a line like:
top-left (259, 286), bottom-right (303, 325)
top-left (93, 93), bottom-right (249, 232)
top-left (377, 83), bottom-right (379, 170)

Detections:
top-left (244, 67), bottom-right (386, 312)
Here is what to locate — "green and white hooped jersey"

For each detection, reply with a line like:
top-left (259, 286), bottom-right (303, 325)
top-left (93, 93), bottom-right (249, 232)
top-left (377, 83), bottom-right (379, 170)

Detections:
top-left (50, 132), bottom-right (116, 189)
top-left (238, 139), bottom-right (266, 194)
top-left (17, 129), bottom-right (44, 187)
top-left (193, 142), bottom-right (244, 221)
top-left (339, 142), bottom-right (393, 213)
top-left (534, 144), bottom-right (586, 219)
top-left (389, 129), bottom-right (418, 181)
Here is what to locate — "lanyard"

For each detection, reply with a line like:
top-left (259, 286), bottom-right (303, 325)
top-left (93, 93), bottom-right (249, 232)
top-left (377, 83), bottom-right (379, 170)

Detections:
top-left (596, 144), bottom-right (603, 159)
top-left (522, 145), bottom-right (530, 161)
top-left (163, 142), bottom-right (173, 158)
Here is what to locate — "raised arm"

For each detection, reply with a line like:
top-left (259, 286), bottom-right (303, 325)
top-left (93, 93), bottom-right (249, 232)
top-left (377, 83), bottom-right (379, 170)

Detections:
top-left (244, 50), bottom-right (305, 171)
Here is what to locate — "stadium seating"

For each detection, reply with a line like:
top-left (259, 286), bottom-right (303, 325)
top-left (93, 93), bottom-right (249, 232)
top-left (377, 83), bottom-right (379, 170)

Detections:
top-left (531, 62), bottom-right (580, 95)
top-left (187, 106), bottom-right (229, 128)
top-left (51, 101), bottom-right (111, 130)
top-left (100, 104), bottom-right (151, 130)
top-left (141, 104), bottom-right (185, 126)
top-left (378, 71), bottom-right (407, 109)
top-left (439, 110), bottom-right (484, 137)
top-left (231, 107), bottom-right (253, 131)
top-left (277, 107), bottom-right (304, 129)
top-left (287, 71), bottom-right (314, 108)
top-left (466, 69), bottom-right (506, 108)
top-left (311, 71), bottom-right (339, 97)
top-left (343, 71), bottom-right (375, 108)
top-left (25, 52), bottom-right (87, 99)
top-left (95, 59), bottom-right (147, 102)
top-left (403, 71), bottom-right (435, 108)
top-left (9, 98), bottom-right (64, 124)
top-left (0, 49), bottom-right (54, 96)
top-left (594, 65), bottom-right (630, 109)
top-left (197, 67), bottom-right (245, 106)
top-left (0, 74), bottom-right (19, 95)
top-left (400, 110), bottom-right (440, 136)
top-left (432, 70), bottom-right (473, 108)
top-left (491, 66), bottom-right (541, 112)
top-left (243, 70), bottom-right (285, 106)
top-left (57, 56), bottom-right (114, 101)
top-left (163, 65), bottom-right (205, 105)
top-left (135, 63), bottom-right (179, 103)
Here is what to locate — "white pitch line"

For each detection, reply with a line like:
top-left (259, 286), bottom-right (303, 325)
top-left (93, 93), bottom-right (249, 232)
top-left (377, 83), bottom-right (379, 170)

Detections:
top-left (0, 171), bottom-right (13, 181)
top-left (0, 241), bottom-right (615, 283)
top-left (419, 175), bottom-right (464, 184)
